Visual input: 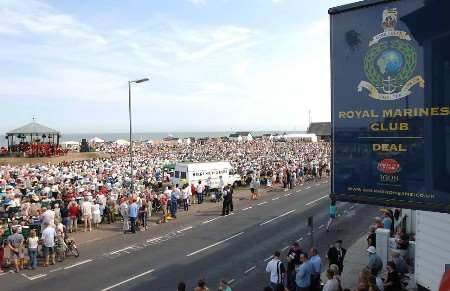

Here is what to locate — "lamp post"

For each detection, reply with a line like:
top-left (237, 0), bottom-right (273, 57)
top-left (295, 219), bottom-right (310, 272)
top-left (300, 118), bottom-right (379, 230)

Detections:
top-left (128, 78), bottom-right (149, 195)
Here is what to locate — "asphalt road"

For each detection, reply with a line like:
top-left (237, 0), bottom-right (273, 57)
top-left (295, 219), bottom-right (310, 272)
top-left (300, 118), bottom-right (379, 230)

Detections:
top-left (1, 180), bottom-right (378, 291)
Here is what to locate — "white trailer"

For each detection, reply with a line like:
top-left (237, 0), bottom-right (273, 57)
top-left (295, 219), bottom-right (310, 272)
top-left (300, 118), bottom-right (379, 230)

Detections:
top-left (415, 210), bottom-right (450, 291)
top-left (172, 161), bottom-right (241, 188)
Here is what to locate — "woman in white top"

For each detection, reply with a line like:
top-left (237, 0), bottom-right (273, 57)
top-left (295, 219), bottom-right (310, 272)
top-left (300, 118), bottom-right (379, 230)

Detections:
top-left (27, 230), bottom-right (39, 270)
top-left (92, 203), bottom-right (101, 227)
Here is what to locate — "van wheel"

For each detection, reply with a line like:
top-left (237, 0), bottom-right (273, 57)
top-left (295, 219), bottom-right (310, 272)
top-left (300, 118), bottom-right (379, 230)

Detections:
top-left (233, 181), bottom-right (238, 188)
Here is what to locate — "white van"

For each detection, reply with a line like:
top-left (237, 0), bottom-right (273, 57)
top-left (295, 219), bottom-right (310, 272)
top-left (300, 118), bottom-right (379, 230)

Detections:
top-left (172, 161), bottom-right (241, 188)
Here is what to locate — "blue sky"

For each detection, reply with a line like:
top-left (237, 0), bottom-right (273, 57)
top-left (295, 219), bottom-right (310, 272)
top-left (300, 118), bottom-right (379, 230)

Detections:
top-left (1, 0), bottom-right (354, 133)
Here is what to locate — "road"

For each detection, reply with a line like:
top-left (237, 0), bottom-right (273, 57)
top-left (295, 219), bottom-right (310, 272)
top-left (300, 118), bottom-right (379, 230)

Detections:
top-left (2, 180), bottom-right (378, 291)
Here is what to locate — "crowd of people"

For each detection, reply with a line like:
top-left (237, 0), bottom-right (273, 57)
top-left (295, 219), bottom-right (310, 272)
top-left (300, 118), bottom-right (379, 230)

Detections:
top-left (356, 211), bottom-right (411, 291)
top-left (0, 139), bottom-right (330, 274)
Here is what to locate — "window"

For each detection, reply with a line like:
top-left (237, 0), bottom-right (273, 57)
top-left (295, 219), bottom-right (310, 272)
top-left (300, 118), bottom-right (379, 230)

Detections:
top-left (181, 172), bottom-right (187, 179)
top-left (175, 171), bottom-right (180, 178)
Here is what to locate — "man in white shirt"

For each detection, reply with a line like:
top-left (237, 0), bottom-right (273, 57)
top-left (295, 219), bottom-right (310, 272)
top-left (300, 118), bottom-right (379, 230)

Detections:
top-left (196, 181), bottom-right (204, 204)
top-left (40, 207), bottom-right (55, 231)
top-left (265, 251), bottom-right (286, 290)
top-left (81, 197), bottom-right (92, 232)
top-left (206, 177), bottom-right (212, 197)
top-left (119, 198), bottom-right (129, 233)
top-left (41, 222), bottom-right (56, 266)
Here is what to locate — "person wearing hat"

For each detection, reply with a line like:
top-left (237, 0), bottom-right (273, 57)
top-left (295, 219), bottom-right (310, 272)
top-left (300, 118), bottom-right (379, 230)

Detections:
top-left (367, 246), bottom-right (383, 274)
top-left (327, 240), bottom-right (347, 273)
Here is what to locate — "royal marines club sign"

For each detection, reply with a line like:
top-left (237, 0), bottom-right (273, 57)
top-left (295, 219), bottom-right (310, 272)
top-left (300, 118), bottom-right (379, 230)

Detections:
top-left (330, 0), bottom-right (450, 213)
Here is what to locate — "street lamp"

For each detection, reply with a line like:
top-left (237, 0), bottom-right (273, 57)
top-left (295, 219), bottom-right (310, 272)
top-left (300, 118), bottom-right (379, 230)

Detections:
top-left (128, 78), bottom-right (149, 195)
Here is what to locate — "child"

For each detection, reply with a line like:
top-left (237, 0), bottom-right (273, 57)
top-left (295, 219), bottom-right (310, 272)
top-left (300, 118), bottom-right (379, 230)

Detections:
top-left (55, 230), bottom-right (66, 262)
top-left (27, 230), bottom-right (39, 270)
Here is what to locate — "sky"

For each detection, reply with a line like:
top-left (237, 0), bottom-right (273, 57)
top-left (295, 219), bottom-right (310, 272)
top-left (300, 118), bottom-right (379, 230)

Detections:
top-left (0, 0), bottom-right (355, 133)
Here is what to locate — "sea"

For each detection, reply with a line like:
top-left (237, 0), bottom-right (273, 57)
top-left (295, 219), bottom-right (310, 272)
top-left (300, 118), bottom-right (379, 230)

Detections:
top-left (1, 131), bottom-right (306, 146)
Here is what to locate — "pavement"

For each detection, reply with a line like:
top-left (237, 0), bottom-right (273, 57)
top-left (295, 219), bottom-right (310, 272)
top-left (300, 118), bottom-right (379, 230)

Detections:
top-left (337, 234), bottom-right (368, 288)
top-left (0, 179), bottom-right (379, 291)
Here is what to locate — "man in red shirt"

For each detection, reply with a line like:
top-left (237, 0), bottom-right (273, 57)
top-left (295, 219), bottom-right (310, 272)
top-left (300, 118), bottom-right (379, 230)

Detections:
top-left (68, 200), bottom-right (79, 233)
top-left (190, 184), bottom-right (196, 206)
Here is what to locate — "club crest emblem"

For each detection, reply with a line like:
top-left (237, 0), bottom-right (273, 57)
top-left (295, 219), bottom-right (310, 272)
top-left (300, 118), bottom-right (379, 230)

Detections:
top-left (358, 8), bottom-right (425, 100)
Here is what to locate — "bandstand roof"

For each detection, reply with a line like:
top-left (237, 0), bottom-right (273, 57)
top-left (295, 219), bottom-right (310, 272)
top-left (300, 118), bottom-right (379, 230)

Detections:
top-left (6, 122), bottom-right (60, 136)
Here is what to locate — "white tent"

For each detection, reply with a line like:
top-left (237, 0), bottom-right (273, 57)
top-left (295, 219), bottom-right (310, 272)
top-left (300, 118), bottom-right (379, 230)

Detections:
top-left (89, 137), bottom-right (105, 143)
top-left (246, 135), bottom-right (253, 141)
top-left (114, 139), bottom-right (130, 146)
top-left (146, 140), bottom-right (154, 145)
top-left (185, 138), bottom-right (191, 145)
top-left (61, 141), bottom-right (80, 146)
top-left (237, 136), bottom-right (243, 142)
top-left (177, 138), bottom-right (183, 144)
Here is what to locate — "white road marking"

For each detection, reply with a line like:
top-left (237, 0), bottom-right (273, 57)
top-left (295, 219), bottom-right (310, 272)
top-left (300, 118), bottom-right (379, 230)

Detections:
top-left (22, 273), bottom-right (47, 280)
top-left (244, 266), bottom-right (256, 274)
top-left (284, 193), bottom-right (292, 197)
top-left (315, 183), bottom-right (321, 186)
top-left (146, 236), bottom-right (163, 243)
top-left (305, 186), bottom-right (311, 189)
top-left (186, 232), bottom-right (245, 257)
top-left (264, 255), bottom-right (273, 262)
top-left (49, 267), bottom-right (63, 273)
top-left (110, 246), bottom-right (134, 255)
top-left (272, 197), bottom-right (280, 201)
top-left (305, 195), bottom-right (328, 206)
top-left (296, 237), bottom-right (304, 242)
top-left (296, 189), bottom-right (302, 193)
top-left (228, 279), bottom-right (235, 285)
top-left (337, 214), bottom-right (342, 217)
top-left (242, 206), bottom-right (252, 211)
top-left (307, 232), bottom-right (312, 236)
top-left (260, 210), bottom-right (296, 226)
top-left (257, 201), bottom-right (268, 206)
top-left (177, 226), bottom-right (193, 233)
top-left (282, 245), bottom-right (290, 251)
top-left (318, 224), bottom-right (325, 229)
top-left (349, 205), bottom-right (355, 210)
top-left (202, 216), bottom-right (223, 224)
top-left (63, 259), bottom-right (93, 270)
top-left (100, 269), bottom-right (155, 291)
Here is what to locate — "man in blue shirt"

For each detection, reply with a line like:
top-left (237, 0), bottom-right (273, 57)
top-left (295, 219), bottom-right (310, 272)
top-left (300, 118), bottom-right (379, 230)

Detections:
top-left (382, 212), bottom-right (393, 231)
top-left (309, 248), bottom-right (322, 291)
top-left (128, 199), bottom-right (138, 233)
top-left (296, 253), bottom-right (312, 291)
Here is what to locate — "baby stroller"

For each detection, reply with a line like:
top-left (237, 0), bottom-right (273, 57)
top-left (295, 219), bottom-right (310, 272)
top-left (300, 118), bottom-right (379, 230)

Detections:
top-left (210, 190), bottom-right (223, 203)
top-left (152, 199), bottom-right (162, 213)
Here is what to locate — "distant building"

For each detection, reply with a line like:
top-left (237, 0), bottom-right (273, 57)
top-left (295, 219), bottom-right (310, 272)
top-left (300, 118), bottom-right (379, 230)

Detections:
top-left (229, 131), bottom-right (253, 142)
top-left (307, 122), bottom-right (331, 141)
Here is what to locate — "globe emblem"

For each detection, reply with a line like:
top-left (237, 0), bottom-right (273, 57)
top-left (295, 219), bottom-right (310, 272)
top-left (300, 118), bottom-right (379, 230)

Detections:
top-left (376, 49), bottom-right (404, 77)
